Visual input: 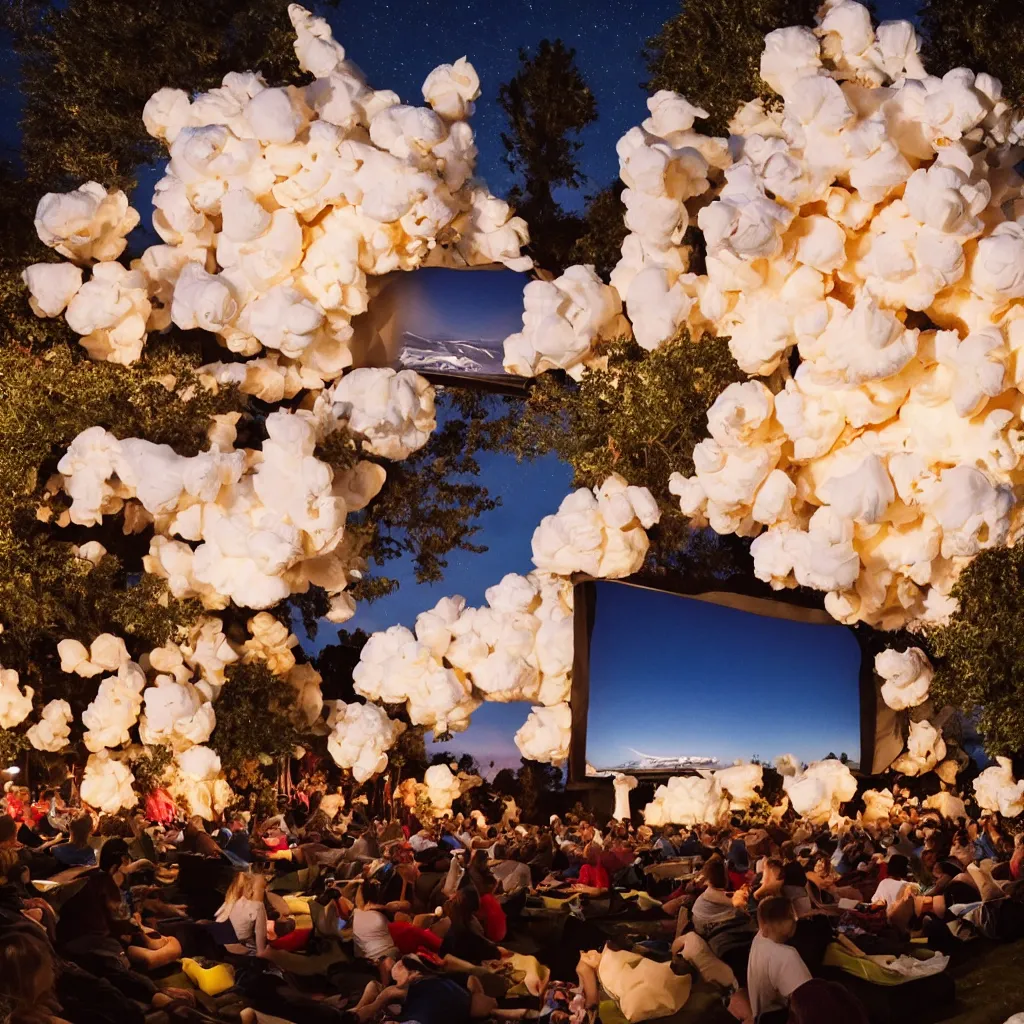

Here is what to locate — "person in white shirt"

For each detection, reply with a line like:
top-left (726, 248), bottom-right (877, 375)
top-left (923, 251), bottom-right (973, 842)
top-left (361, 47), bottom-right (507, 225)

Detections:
top-left (489, 843), bottom-right (532, 893)
top-left (216, 872), bottom-right (269, 956)
top-left (872, 854), bottom-right (945, 932)
top-left (745, 896), bottom-right (812, 1023)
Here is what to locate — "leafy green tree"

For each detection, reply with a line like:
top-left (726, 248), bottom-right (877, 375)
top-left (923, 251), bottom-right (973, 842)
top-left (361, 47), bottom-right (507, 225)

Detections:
top-left (645, 0), bottom-right (819, 135)
top-left (516, 757), bottom-right (563, 822)
top-left (570, 182), bottom-right (629, 281)
top-left (919, 0), bottom-right (1024, 107)
top-left (928, 542), bottom-right (1024, 756)
top-left (498, 39), bottom-right (597, 273)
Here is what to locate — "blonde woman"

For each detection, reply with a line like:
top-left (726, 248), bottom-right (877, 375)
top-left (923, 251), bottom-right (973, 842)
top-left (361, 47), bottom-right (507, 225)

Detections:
top-left (217, 871), bottom-right (270, 956)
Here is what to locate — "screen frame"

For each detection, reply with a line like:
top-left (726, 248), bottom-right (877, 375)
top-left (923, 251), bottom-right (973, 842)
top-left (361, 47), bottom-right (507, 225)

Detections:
top-left (567, 575), bottom-right (881, 788)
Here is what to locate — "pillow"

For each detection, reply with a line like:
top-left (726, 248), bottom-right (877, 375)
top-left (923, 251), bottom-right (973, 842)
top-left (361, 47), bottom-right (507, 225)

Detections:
top-left (599, 946), bottom-right (691, 1022)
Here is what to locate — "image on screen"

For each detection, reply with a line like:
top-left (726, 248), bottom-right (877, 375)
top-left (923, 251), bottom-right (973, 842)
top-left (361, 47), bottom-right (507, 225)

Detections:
top-left (585, 582), bottom-right (862, 773)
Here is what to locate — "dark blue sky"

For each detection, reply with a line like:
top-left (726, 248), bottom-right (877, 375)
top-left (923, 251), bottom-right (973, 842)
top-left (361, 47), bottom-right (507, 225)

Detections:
top-left (586, 583), bottom-right (862, 769)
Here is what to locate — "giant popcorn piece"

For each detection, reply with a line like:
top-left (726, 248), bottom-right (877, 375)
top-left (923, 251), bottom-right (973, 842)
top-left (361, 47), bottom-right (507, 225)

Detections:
top-left (25, 7), bottom-right (529, 382)
top-left (783, 758), bottom-right (857, 824)
top-left (34, 181), bottom-right (140, 265)
top-left (168, 745), bottom-right (234, 820)
top-left (532, 474), bottom-right (660, 579)
top-left (57, 409), bottom-right (386, 614)
top-left (923, 790), bottom-right (967, 821)
top-left (26, 700), bottom-right (73, 753)
top-left (503, 265), bottom-right (627, 380)
top-left (861, 788), bottom-right (895, 825)
top-left (423, 763), bottom-right (463, 815)
top-left (0, 667), bottom-right (33, 730)
top-left (973, 756), bottom-right (1024, 817)
top-left (58, 632), bottom-right (131, 678)
top-left (81, 659), bottom-right (147, 753)
top-left (314, 367), bottom-right (436, 460)
top-left (710, 762), bottom-right (764, 810)
top-left (643, 774), bottom-right (730, 827)
top-left (81, 750), bottom-right (138, 814)
top-left (138, 673), bottom-right (216, 751)
top-left (353, 572), bottom-right (573, 737)
top-left (514, 702), bottom-right (571, 765)
top-left (325, 700), bottom-right (406, 783)
top-left (891, 718), bottom-right (946, 776)
top-left (875, 647), bottom-right (933, 711)
top-left (612, 773), bottom-right (638, 821)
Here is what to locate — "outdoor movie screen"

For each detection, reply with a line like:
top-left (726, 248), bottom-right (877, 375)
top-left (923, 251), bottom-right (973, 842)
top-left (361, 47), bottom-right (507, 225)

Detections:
top-left (583, 581), bottom-right (863, 774)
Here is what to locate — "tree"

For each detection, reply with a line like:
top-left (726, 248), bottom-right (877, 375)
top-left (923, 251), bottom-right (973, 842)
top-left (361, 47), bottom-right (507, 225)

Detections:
top-left (516, 758), bottom-right (563, 821)
top-left (919, 0), bottom-right (1024, 108)
top-left (570, 182), bottom-right (629, 281)
top-left (498, 39), bottom-right (597, 273)
top-left (928, 542), bottom-right (1024, 756)
top-left (645, 0), bottom-right (819, 135)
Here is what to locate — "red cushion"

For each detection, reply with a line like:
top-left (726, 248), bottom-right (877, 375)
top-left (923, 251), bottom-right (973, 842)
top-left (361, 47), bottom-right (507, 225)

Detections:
top-left (270, 927), bottom-right (311, 952)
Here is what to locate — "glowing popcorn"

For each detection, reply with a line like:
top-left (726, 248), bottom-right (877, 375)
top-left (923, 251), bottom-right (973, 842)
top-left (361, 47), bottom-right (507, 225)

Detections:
top-left (242, 612), bottom-right (299, 677)
top-left (0, 667), bottom-right (33, 730)
top-left (58, 633), bottom-right (130, 678)
top-left (26, 700), bottom-right (73, 753)
top-left (81, 660), bottom-right (147, 752)
top-left (64, 262), bottom-right (152, 364)
top-left (286, 663), bottom-right (324, 728)
top-left (80, 750), bottom-right (138, 814)
top-left (532, 474), bottom-right (660, 579)
top-left (612, 773), bottom-right (638, 821)
top-left (891, 719), bottom-right (946, 776)
top-left (972, 756), bottom-right (1024, 818)
top-left (22, 263), bottom-right (83, 317)
top-left (422, 57), bottom-right (480, 121)
top-left (503, 265), bottom-right (626, 380)
top-left (326, 700), bottom-right (405, 783)
top-left (711, 762), bottom-right (764, 810)
top-left (316, 367), bottom-right (436, 460)
top-left (875, 647), bottom-right (933, 711)
top-left (169, 745), bottom-right (234, 820)
top-left (514, 702), bottom-right (571, 765)
top-left (861, 788), bottom-right (895, 825)
top-left (783, 758), bottom-right (857, 824)
top-left (643, 775), bottom-right (730, 827)
top-left (923, 790), bottom-right (967, 821)
top-left (34, 182), bottom-right (140, 265)
top-left (138, 674), bottom-right (216, 751)
top-left (423, 763), bottom-right (463, 815)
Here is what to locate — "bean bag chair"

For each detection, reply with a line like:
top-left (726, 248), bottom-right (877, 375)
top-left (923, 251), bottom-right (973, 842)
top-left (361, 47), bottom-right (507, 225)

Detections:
top-left (269, 923), bottom-right (312, 952)
top-left (598, 946), bottom-right (691, 1022)
top-left (388, 920), bottom-right (442, 956)
top-left (283, 894), bottom-right (313, 916)
top-left (674, 932), bottom-right (737, 990)
top-left (181, 957), bottom-right (235, 996)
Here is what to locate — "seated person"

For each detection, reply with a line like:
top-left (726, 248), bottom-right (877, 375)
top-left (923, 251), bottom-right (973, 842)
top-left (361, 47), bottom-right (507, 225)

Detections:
top-left (575, 843), bottom-right (610, 892)
top-left (692, 857), bottom-right (754, 977)
top-left (353, 878), bottom-right (402, 983)
top-left (51, 816), bottom-right (97, 870)
top-left (439, 888), bottom-right (502, 965)
top-left (745, 895), bottom-right (812, 1024)
top-left (490, 844), bottom-right (532, 893)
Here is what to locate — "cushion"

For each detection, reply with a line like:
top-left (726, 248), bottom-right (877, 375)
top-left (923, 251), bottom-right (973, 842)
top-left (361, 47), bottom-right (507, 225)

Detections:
top-left (598, 946), bottom-right (691, 1021)
top-left (180, 957), bottom-right (235, 996)
top-left (269, 924), bottom-right (312, 952)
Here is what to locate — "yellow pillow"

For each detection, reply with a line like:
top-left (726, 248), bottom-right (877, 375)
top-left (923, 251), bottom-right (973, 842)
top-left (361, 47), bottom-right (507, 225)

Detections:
top-left (284, 895), bottom-right (313, 915)
top-left (181, 958), bottom-right (235, 997)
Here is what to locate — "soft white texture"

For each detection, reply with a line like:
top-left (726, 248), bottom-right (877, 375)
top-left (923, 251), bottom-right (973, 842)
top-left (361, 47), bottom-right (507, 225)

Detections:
top-left (80, 751), bottom-right (138, 814)
top-left (81, 660), bottom-right (146, 753)
top-left (783, 758), bottom-right (857, 824)
top-left (891, 719), bottom-right (946, 776)
top-left (861, 788), bottom-right (895, 825)
top-left (972, 756), bottom-right (1024, 817)
top-left (612, 773), bottom-right (638, 821)
top-left (514, 702), bottom-right (571, 765)
top-left (22, 263), bottom-right (84, 317)
top-left (34, 182), bottom-right (140, 264)
top-left (643, 775), bottom-right (730, 827)
top-left (326, 700), bottom-right (405, 782)
top-left (26, 699), bottom-right (73, 753)
top-left (0, 667), bottom-right (34, 730)
top-left (168, 746), bottom-right (234, 820)
top-left (711, 762), bottom-right (764, 810)
top-left (875, 647), bottom-right (933, 710)
top-left (532, 474), bottom-right (660, 579)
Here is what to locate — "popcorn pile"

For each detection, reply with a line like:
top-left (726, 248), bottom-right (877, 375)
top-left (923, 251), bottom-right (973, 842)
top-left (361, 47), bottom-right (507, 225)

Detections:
top-left (24, 5), bottom-right (530, 394)
top-left (353, 572), bottom-right (573, 742)
top-left (506, 0), bottom-right (1024, 635)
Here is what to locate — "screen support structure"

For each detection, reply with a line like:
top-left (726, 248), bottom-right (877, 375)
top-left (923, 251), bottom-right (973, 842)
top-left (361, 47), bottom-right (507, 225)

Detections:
top-left (566, 574), bottom-right (882, 787)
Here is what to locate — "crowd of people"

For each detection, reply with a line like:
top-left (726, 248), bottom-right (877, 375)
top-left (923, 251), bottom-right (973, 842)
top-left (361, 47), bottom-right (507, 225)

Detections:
top-left (1, 774), bottom-right (1022, 1024)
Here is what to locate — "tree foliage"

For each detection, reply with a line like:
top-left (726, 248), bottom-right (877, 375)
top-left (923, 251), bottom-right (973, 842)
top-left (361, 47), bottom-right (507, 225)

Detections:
top-left (644, 0), bottom-right (819, 135)
top-left (919, 0), bottom-right (1024, 108)
top-left (499, 39), bottom-right (597, 273)
top-left (928, 542), bottom-right (1024, 756)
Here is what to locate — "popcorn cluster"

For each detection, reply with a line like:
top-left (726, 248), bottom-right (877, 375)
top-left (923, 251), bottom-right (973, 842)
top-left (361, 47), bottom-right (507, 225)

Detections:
top-left (325, 699), bottom-right (406, 783)
top-left (782, 757), bottom-right (858, 824)
top-left (973, 756), bottom-right (1024, 817)
top-left (875, 646), bottom-right (933, 710)
top-left (532, 474), bottom-right (661, 579)
top-left (353, 572), bottom-right (574, 739)
top-left (642, 763), bottom-right (763, 826)
top-left (24, 5), bottom-right (530, 392)
top-left (506, 0), bottom-right (1024, 634)
top-left (57, 409), bottom-right (386, 617)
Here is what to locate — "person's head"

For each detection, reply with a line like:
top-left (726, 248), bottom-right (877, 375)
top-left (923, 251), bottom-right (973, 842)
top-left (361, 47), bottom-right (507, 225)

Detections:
top-left (761, 857), bottom-right (783, 884)
top-left (392, 954), bottom-right (440, 987)
top-left (40, 789), bottom-right (54, 802)
top-left (758, 895), bottom-right (798, 942)
top-left (444, 886), bottom-right (480, 925)
top-left (492, 842), bottom-right (507, 860)
top-left (0, 924), bottom-right (58, 1017)
top-left (887, 854), bottom-right (909, 880)
top-left (782, 860), bottom-right (807, 887)
top-left (780, 841), bottom-right (797, 863)
top-left (583, 842), bottom-right (600, 865)
top-left (99, 837), bottom-right (131, 878)
top-left (0, 814), bottom-right (16, 845)
top-left (69, 815), bottom-right (93, 845)
top-left (702, 857), bottom-right (728, 891)
top-left (813, 852), bottom-right (832, 878)
top-left (229, 815), bottom-right (247, 834)
top-left (362, 878), bottom-right (385, 906)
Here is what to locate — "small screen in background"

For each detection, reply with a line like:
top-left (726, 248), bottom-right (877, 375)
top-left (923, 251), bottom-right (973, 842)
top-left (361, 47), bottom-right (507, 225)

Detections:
top-left (584, 582), bottom-right (862, 773)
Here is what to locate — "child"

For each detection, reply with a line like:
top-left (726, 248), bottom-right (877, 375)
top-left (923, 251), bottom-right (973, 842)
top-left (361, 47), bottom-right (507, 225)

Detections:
top-left (744, 896), bottom-right (811, 1024)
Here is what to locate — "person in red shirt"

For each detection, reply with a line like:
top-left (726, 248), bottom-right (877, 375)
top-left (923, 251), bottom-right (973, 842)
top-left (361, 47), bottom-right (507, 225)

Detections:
top-left (577, 843), bottom-right (610, 891)
top-left (474, 872), bottom-right (507, 943)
